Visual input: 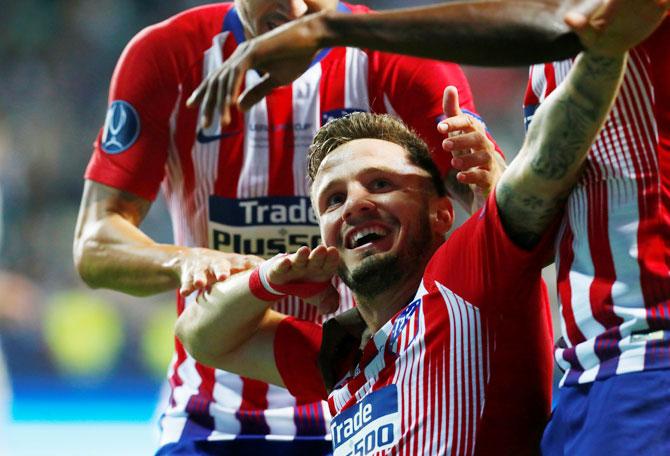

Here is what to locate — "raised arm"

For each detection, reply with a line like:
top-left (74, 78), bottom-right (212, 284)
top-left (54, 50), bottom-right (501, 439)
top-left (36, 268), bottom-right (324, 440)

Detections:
top-left (321, 0), bottom-right (581, 65)
top-left (492, 0), bottom-right (669, 249)
top-left (73, 180), bottom-right (261, 296)
top-left (187, 0), bottom-right (601, 123)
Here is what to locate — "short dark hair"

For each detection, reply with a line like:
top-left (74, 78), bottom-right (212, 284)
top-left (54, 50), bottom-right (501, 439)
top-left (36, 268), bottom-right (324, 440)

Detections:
top-left (308, 113), bottom-right (446, 197)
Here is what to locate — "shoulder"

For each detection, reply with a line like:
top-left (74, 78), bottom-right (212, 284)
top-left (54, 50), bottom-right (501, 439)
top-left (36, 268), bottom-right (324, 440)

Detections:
top-left (119, 3), bottom-right (233, 70)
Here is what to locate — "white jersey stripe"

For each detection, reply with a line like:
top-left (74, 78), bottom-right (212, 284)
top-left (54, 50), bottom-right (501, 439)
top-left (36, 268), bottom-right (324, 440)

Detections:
top-left (239, 78), bottom-right (270, 198)
top-left (344, 48), bottom-right (370, 111)
top-left (165, 85), bottom-right (191, 247)
top-left (265, 384), bottom-right (297, 437)
top-left (438, 283), bottom-right (484, 456)
top-left (292, 64), bottom-right (322, 197)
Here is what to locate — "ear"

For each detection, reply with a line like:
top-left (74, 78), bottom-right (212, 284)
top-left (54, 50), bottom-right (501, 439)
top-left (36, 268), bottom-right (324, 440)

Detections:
top-left (431, 196), bottom-right (454, 235)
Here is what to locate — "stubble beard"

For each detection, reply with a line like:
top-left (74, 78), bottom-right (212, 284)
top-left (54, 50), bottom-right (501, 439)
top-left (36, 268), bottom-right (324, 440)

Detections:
top-left (338, 252), bottom-right (403, 300)
top-left (338, 213), bottom-right (433, 300)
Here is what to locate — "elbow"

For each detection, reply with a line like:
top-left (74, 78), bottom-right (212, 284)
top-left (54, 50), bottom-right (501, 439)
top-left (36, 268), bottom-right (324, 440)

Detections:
top-left (73, 235), bottom-right (102, 289)
top-left (175, 313), bottom-right (227, 368)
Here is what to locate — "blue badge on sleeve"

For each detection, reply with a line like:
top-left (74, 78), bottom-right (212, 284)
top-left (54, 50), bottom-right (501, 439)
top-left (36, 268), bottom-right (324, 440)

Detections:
top-left (101, 100), bottom-right (141, 154)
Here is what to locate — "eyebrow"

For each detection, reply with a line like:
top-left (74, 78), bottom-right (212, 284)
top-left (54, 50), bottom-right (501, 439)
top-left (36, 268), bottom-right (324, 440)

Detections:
top-left (315, 165), bottom-right (431, 202)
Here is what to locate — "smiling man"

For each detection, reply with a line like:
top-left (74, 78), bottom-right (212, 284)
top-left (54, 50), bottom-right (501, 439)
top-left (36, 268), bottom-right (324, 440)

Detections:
top-left (175, 7), bottom-right (666, 452)
top-left (73, 0), bottom-right (504, 453)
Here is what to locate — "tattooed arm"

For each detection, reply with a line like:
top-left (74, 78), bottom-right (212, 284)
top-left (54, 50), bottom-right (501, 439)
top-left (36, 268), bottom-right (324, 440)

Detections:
top-left (494, 0), bottom-right (668, 249)
top-left (495, 51), bottom-right (625, 249)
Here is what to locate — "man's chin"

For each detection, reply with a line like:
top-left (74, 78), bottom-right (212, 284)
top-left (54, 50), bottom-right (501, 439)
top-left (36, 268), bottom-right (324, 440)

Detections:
top-left (339, 252), bottom-right (402, 299)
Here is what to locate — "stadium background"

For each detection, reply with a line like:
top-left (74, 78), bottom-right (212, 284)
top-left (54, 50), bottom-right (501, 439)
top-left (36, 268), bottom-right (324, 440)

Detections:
top-left (0, 0), bottom-right (553, 454)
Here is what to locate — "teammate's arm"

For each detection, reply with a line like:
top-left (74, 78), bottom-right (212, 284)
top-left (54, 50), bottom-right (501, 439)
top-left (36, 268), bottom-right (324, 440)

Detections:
top-left (321, 0), bottom-right (581, 65)
top-left (490, 0), bottom-right (668, 249)
top-left (73, 180), bottom-right (262, 296)
top-left (187, 0), bottom-right (600, 125)
top-left (175, 245), bottom-right (338, 388)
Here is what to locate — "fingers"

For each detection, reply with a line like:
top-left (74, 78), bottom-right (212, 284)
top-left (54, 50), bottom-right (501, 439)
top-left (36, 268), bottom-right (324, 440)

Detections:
top-left (322, 247), bottom-right (340, 276)
top-left (456, 168), bottom-right (494, 189)
top-left (442, 131), bottom-right (493, 156)
top-left (564, 0), bottom-right (608, 30)
top-left (442, 85), bottom-right (462, 119)
top-left (291, 246), bottom-right (311, 269)
top-left (267, 245), bottom-right (339, 284)
top-left (239, 74), bottom-right (280, 111)
top-left (186, 80), bottom-right (207, 108)
top-left (186, 59), bottom-right (248, 127)
top-left (564, 11), bottom-right (590, 30)
top-left (201, 76), bottom-right (220, 128)
top-left (180, 268), bottom-right (215, 297)
top-left (221, 65), bottom-right (247, 126)
top-left (228, 255), bottom-right (264, 275)
top-left (212, 262), bottom-right (232, 282)
top-left (451, 150), bottom-right (494, 171)
top-left (438, 114), bottom-right (477, 135)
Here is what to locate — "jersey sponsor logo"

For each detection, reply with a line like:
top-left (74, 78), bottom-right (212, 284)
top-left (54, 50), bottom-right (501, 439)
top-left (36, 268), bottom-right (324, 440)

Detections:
top-left (331, 385), bottom-right (400, 456)
top-left (321, 108), bottom-right (366, 125)
top-left (196, 128), bottom-right (242, 143)
top-left (101, 101), bottom-right (140, 154)
top-left (209, 195), bottom-right (321, 259)
top-left (389, 299), bottom-right (420, 355)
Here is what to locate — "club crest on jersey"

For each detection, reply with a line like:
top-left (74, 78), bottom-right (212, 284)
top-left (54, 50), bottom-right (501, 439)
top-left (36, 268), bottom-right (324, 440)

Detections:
top-left (101, 100), bottom-right (140, 154)
top-left (321, 108), bottom-right (366, 125)
top-left (389, 299), bottom-right (420, 355)
top-left (331, 385), bottom-right (400, 456)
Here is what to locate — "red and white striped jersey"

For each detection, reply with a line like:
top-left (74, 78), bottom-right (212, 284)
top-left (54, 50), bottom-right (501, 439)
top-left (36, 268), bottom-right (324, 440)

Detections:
top-left (277, 195), bottom-right (556, 455)
top-left (84, 2), bottom-right (493, 448)
top-left (523, 18), bottom-right (670, 387)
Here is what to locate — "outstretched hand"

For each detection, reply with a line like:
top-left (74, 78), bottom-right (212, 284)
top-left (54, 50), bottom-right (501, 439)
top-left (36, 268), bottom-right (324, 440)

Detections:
top-left (565, 0), bottom-right (669, 55)
top-left (186, 14), bottom-right (324, 127)
top-left (437, 86), bottom-right (502, 197)
top-left (267, 245), bottom-right (340, 315)
top-left (177, 249), bottom-right (263, 297)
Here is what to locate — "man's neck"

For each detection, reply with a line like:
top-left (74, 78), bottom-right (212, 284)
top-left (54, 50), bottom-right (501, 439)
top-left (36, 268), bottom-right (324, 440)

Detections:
top-left (354, 268), bottom-right (425, 334)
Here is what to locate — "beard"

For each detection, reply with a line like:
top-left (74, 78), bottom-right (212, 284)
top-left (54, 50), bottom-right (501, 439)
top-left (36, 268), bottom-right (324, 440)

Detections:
top-left (338, 252), bottom-right (403, 299)
top-left (338, 211), bottom-right (434, 300)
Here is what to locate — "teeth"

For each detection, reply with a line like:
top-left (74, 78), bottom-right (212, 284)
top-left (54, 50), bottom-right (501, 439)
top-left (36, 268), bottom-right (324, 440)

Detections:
top-left (348, 226), bottom-right (388, 248)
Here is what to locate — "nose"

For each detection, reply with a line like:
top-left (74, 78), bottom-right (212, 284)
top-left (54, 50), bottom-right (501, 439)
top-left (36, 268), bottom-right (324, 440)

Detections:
top-left (342, 185), bottom-right (376, 224)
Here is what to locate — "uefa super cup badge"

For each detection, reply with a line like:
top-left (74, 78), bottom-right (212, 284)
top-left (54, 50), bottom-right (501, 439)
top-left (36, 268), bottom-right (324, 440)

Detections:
top-left (101, 100), bottom-right (141, 154)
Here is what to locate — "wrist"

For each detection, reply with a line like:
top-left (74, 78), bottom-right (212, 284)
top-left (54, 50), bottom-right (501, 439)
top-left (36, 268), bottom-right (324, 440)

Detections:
top-left (163, 246), bottom-right (189, 283)
top-left (582, 47), bottom-right (628, 61)
top-left (248, 257), bottom-right (331, 301)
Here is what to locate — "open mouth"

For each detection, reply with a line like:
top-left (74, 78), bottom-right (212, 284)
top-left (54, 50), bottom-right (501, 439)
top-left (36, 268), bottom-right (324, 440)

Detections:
top-left (345, 225), bottom-right (391, 250)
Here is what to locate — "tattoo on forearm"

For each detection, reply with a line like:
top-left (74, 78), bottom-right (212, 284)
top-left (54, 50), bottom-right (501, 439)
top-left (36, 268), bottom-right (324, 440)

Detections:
top-left (499, 51), bottom-right (624, 249)
top-left (529, 98), bottom-right (594, 179)
top-left (530, 52), bottom-right (623, 181)
top-left (496, 182), bottom-right (567, 249)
